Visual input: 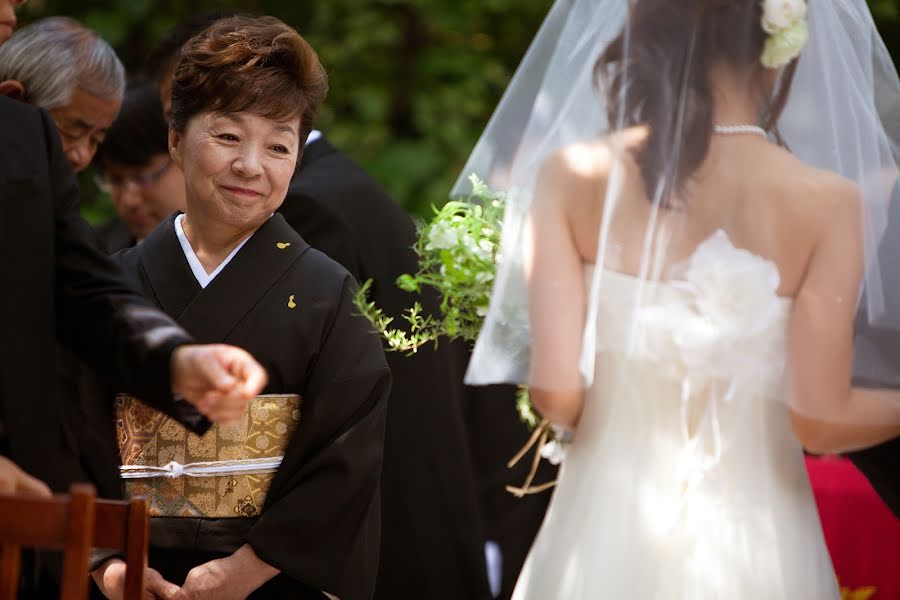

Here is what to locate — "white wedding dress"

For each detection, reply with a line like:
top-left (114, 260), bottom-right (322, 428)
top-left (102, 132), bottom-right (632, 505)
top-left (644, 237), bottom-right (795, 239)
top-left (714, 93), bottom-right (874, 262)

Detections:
top-left (513, 231), bottom-right (839, 599)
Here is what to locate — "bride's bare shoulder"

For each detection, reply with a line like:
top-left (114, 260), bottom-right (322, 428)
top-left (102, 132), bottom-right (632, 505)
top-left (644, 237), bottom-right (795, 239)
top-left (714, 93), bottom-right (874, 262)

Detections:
top-left (535, 127), bottom-right (647, 203)
top-left (762, 145), bottom-right (860, 212)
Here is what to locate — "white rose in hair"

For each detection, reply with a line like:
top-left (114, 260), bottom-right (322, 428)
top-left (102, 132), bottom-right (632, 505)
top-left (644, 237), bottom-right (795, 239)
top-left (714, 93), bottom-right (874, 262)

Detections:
top-left (761, 0), bottom-right (807, 34)
top-left (761, 19), bottom-right (809, 69)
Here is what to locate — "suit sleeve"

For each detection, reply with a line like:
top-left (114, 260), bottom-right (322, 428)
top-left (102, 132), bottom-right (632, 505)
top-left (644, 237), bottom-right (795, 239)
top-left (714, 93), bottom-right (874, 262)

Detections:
top-left (848, 438), bottom-right (900, 518)
top-left (279, 192), bottom-right (366, 282)
top-left (245, 276), bottom-right (389, 600)
top-left (41, 109), bottom-right (206, 433)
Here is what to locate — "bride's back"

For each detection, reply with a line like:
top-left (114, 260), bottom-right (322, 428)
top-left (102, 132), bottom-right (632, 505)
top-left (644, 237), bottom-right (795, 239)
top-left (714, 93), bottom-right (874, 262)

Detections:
top-left (560, 131), bottom-right (860, 298)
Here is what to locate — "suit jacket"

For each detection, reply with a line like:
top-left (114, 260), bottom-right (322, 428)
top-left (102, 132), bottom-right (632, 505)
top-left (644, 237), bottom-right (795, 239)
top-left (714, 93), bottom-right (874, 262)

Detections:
top-left (280, 138), bottom-right (492, 599)
top-left (0, 95), bottom-right (204, 495)
top-left (849, 178), bottom-right (900, 517)
top-left (96, 216), bottom-right (136, 254)
top-left (462, 380), bottom-right (557, 600)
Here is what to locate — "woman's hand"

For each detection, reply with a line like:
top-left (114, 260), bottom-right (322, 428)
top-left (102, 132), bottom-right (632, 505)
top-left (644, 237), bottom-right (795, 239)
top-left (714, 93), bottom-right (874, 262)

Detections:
top-left (178, 544), bottom-right (279, 600)
top-left (92, 558), bottom-right (181, 600)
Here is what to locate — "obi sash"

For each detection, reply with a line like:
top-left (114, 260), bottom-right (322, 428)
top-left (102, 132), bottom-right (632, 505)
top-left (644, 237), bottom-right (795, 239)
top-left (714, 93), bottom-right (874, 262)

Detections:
top-left (115, 394), bottom-right (301, 518)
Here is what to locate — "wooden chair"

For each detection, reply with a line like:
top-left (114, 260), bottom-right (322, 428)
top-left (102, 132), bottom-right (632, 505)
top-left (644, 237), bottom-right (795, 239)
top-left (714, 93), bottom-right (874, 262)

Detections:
top-left (0, 483), bottom-right (95, 600)
top-left (91, 496), bottom-right (149, 600)
top-left (0, 485), bottom-right (149, 600)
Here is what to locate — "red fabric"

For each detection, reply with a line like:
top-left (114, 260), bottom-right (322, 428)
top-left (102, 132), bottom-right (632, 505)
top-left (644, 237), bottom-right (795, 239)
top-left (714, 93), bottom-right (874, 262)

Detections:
top-left (806, 455), bottom-right (900, 600)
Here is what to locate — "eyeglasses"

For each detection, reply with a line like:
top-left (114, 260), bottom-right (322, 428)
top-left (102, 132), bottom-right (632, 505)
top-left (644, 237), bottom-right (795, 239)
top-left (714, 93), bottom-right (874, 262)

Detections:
top-left (95, 159), bottom-right (173, 195)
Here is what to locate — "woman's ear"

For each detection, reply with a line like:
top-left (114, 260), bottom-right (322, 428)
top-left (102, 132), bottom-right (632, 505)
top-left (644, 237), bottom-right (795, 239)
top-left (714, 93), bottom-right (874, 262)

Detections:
top-left (168, 127), bottom-right (183, 168)
top-left (0, 79), bottom-right (26, 101)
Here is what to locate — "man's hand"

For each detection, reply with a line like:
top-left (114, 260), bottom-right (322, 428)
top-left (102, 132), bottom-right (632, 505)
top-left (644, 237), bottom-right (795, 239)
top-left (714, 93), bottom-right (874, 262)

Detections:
top-left (0, 456), bottom-right (50, 497)
top-left (178, 544), bottom-right (278, 600)
top-left (91, 558), bottom-right (181, 600)
top-left (171, 345), bottom-right (267, 423)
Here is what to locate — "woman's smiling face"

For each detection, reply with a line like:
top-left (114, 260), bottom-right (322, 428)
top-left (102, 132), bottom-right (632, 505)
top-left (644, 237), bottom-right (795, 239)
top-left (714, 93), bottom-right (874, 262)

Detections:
top-left (169, 110), bottom-right (300, 232)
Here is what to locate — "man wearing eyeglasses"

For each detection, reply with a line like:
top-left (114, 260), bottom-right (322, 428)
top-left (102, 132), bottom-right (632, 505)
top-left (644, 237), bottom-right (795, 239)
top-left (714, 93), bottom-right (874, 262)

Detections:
top-left (0, 16), bottom-right (123, 174)
top-left (93, 81), bottom-right (186, 252)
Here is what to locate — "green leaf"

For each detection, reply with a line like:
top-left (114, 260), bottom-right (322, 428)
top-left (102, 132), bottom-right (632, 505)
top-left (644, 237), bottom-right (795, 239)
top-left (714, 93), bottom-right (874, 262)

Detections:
top-left (396, 274), bottom-right (420, 292)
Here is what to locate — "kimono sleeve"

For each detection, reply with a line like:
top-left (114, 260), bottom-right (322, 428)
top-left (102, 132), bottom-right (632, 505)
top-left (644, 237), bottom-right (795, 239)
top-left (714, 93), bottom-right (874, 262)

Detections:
top-left (246, 275), bottom-right (390, 600)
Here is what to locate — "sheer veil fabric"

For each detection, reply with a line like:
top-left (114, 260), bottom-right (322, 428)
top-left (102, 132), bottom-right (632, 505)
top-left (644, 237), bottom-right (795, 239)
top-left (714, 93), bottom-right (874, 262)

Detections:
top-left (457, 0), bottom-right (900, 427)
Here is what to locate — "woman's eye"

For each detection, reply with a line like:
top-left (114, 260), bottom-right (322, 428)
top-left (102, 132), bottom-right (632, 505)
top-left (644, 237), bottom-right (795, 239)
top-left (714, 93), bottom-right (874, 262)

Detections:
top-left (272, 144), bottom-right (290, 154)
top-left (217, 133), bottom-right (239, 142)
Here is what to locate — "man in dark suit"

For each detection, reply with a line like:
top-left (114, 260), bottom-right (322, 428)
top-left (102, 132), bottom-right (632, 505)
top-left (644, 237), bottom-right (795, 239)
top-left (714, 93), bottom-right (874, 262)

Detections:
top-left (0, 65), bottom-right (266, 600)
top-left (0, 85), bottom-right (269, 488)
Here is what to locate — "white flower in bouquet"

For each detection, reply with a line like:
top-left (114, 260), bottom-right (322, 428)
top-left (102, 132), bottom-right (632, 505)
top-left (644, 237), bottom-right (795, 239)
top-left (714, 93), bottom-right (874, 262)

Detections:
top-left (540, 439), bottom-right (568, 466)
top-left (354, 174), bottom-right (505, 353)
top-left (355, 175), bottom-right (571, 480)
top-left (426, 220), bottom-right (461, 251)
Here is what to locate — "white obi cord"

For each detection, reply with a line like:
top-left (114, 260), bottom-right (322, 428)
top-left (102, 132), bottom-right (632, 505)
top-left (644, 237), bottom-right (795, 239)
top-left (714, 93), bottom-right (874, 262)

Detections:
top-left (120, 456), bottom-right (284, 479)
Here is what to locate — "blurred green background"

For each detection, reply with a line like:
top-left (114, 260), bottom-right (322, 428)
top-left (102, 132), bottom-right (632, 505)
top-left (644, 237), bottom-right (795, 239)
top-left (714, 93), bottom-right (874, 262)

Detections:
top-left (16, 0), bottom-right (900, 224)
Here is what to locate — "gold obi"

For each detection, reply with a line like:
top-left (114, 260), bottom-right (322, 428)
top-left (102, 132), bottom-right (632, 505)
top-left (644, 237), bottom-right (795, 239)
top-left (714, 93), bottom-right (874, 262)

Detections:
top-left (115, 394), bottom-right (301, 518)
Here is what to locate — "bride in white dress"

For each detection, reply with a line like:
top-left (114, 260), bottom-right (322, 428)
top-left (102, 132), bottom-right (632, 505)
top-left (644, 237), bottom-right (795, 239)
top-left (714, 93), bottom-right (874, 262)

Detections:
top-left (455, 0), bottom-right (900, 598)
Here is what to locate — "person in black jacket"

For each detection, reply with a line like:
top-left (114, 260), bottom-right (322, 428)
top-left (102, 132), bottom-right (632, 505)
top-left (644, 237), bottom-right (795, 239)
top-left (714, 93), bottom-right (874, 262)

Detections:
top-left (283, 138), bottom-right (492, 600)
top-left (0, 88), bottom-right (268, 600)
top-left (849, 173), bottom-right (900, 518)
top-left (93, 80), bottom-right (187, 253)
top-left (0, 4), bottom-right (268, 595)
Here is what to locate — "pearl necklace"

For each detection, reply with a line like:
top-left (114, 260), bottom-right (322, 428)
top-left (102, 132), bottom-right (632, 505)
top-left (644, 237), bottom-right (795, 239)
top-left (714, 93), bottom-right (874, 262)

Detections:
top-left (713, 124), bottom-right (768, 138)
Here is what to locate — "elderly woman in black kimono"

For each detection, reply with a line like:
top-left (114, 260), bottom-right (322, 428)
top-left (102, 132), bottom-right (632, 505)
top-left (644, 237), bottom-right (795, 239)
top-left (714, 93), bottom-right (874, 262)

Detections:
top-left (91, 16), bottom-right (390, 600)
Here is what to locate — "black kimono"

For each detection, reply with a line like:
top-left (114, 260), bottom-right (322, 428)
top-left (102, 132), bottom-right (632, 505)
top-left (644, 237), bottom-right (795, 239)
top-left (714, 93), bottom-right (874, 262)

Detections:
top-left (111, 213), bottom-right (390, 600)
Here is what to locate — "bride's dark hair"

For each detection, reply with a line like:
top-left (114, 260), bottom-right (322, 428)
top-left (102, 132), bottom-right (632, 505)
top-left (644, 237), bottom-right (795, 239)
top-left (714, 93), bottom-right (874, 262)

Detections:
top-left (595, 0), bottom-right (800, 204)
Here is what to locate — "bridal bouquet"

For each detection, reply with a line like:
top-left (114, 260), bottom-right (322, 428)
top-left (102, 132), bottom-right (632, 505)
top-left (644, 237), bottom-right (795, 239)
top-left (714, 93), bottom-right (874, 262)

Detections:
top-left (354, 174), bottom-right (503, 353)
top-left (354, 175), bottom-right (567, 493)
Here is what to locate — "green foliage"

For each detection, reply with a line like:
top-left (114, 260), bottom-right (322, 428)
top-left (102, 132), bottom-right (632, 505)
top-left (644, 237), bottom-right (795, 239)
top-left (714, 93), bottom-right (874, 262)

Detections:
top-left (17, 0), bottom-right (900, 226)
top-left (19, 0), bottom-right (551, 223)
top-left (352, 176), bottom-right (548, 443)
top-left (354, 175), bottom-right (504, 353)
top-left (516, 386), bottom-right (540, 430)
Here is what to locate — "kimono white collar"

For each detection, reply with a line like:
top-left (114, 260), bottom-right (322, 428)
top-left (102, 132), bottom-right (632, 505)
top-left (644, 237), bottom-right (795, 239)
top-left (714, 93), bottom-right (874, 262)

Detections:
top-left (174, 213), bottom-right (253, 289)
top-left (306, 129), bottom-right (322, 145)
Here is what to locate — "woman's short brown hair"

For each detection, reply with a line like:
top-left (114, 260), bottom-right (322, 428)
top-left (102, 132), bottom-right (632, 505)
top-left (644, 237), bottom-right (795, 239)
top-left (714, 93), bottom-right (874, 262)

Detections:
top-left (170, 15), bottom-right (327, 156)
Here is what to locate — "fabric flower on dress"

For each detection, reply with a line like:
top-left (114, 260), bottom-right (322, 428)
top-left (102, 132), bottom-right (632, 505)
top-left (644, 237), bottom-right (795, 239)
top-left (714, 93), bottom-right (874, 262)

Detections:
top-left (636, 230), bottom-right (787, 389)
top-left (631, 231), bottom-right (790, 501)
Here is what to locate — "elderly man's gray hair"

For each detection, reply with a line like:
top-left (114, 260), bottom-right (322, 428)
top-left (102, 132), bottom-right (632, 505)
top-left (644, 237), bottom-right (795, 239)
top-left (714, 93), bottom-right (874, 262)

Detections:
top-left (0, 16), bottom-right (125, 110)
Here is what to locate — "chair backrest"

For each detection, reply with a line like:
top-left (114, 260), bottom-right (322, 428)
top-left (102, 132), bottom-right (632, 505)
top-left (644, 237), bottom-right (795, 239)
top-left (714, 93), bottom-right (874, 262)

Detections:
top-left (0, 483), bottom-right (95, 600)
top-left (0, 486), bottom-right (149, 600)
top-left (92, 497), bottom-right (148, 600)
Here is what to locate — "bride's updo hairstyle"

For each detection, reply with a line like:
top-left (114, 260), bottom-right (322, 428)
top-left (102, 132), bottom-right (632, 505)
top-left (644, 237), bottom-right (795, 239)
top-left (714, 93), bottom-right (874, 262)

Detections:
top-left (169, 15), bottom-right (327, 158)
top-left (595, 0), bottom-right (800, 204)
